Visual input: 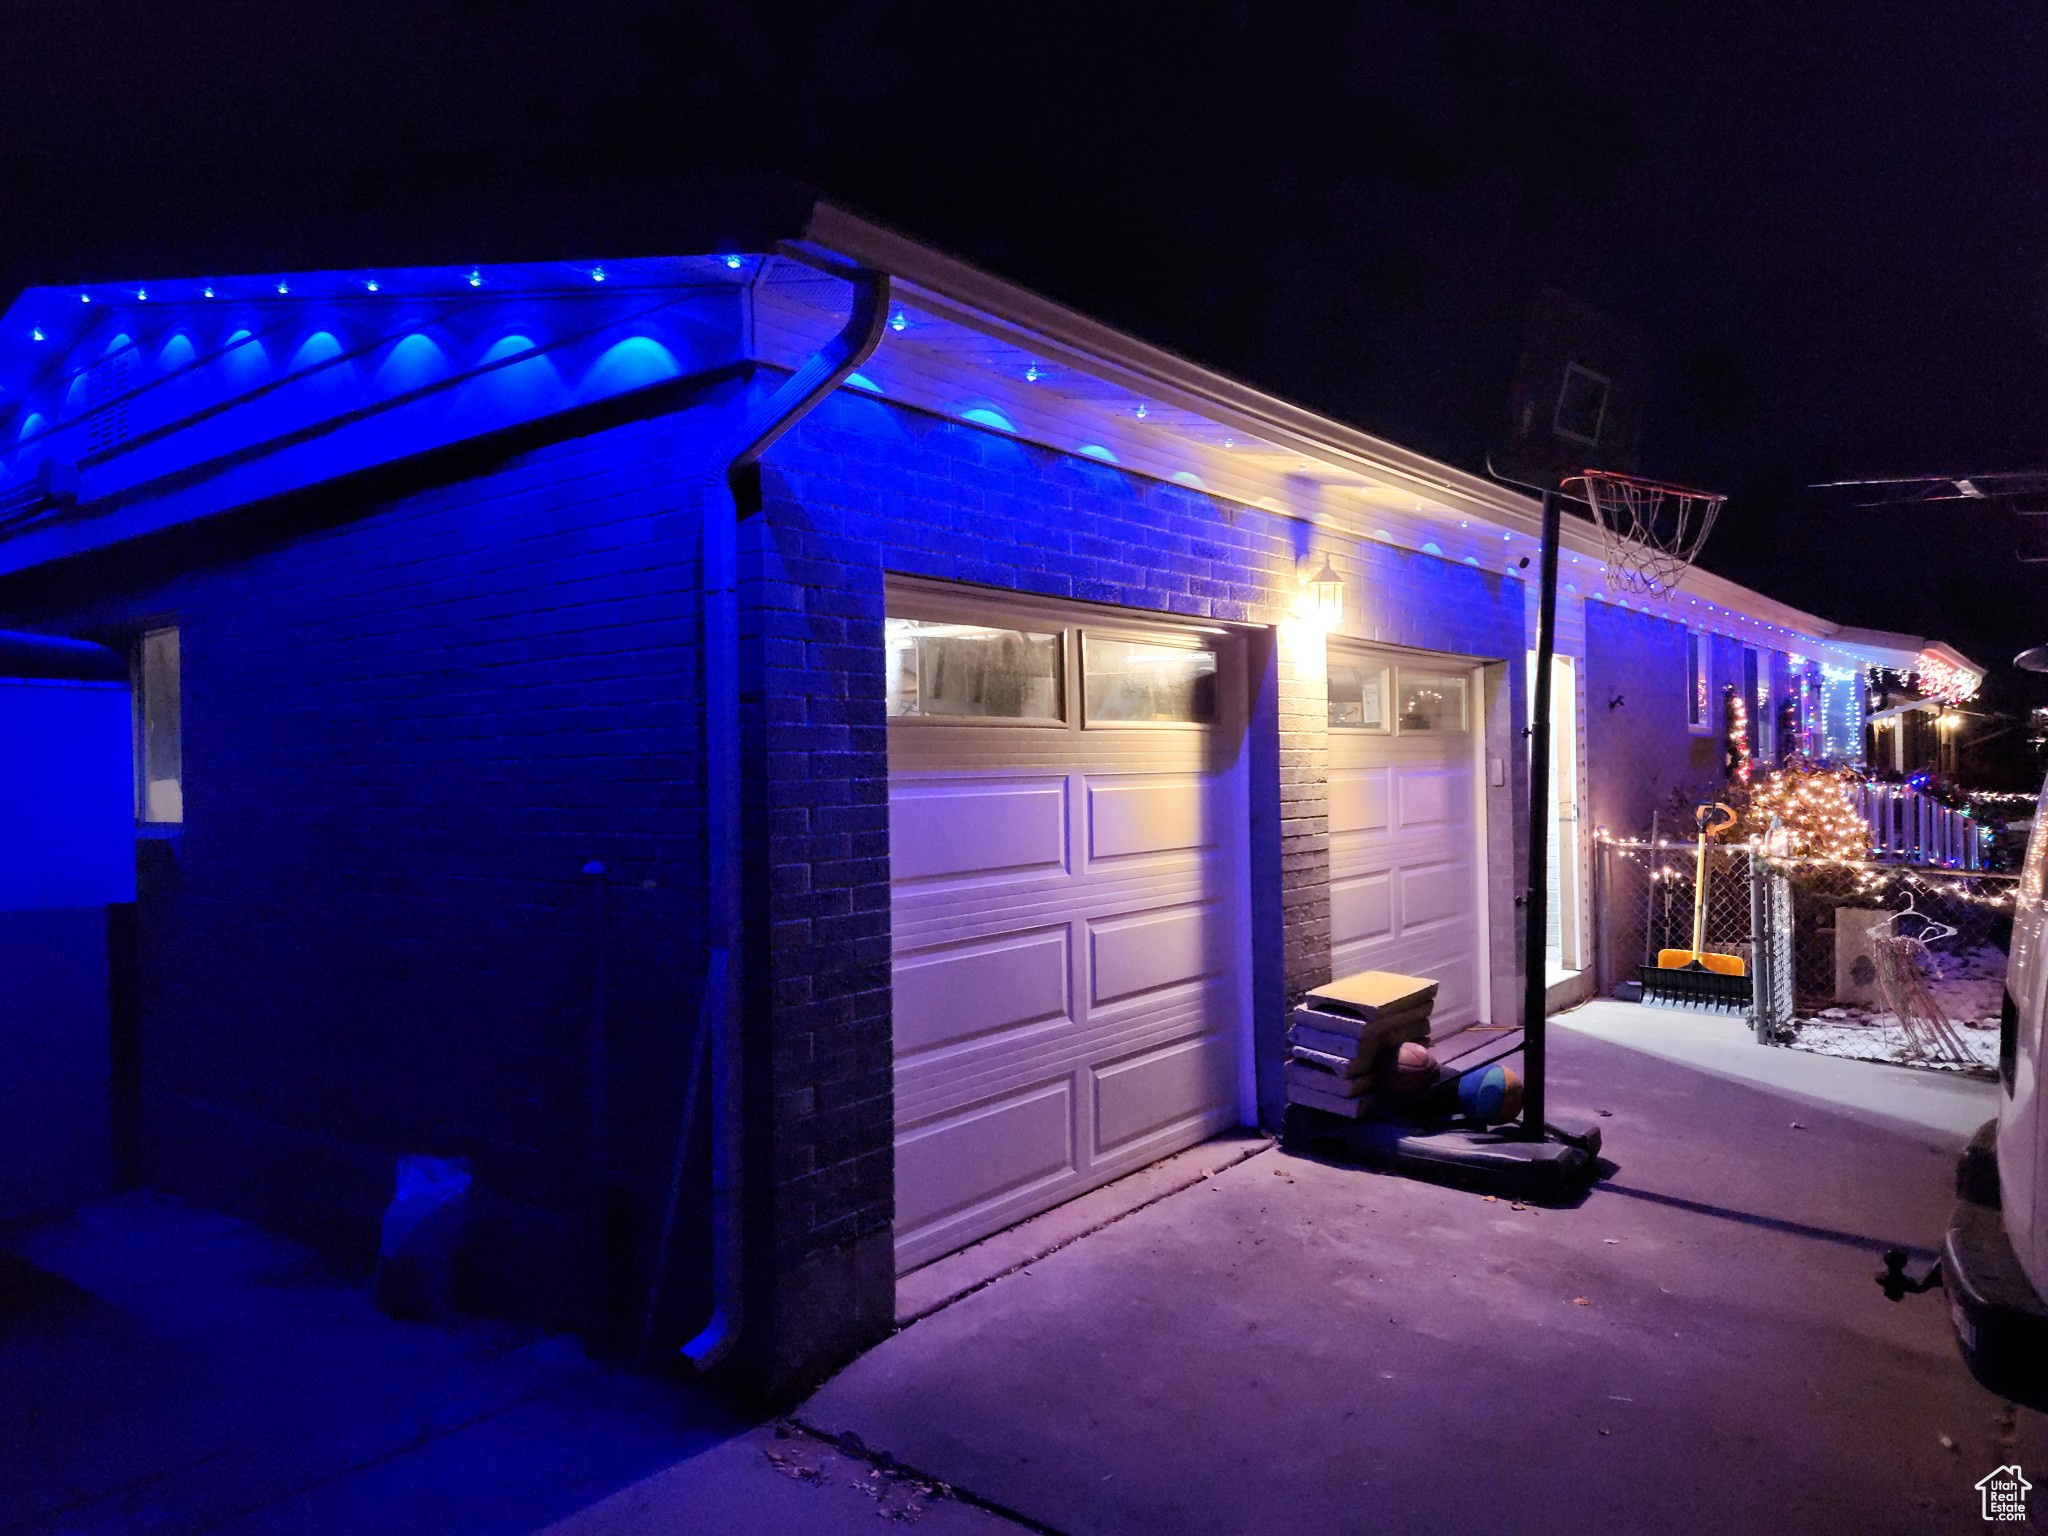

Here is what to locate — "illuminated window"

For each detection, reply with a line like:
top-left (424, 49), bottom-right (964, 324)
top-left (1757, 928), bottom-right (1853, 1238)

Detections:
top-left (1686, 632), bottom-right (1710, 733)
top-left (885, 617), bottom-right (1062, 720)
top-left (136, 626), bottom-right (182, 823)
top-left (1083, 634), bottom-right (1216, 724)
top-left (1396, 670), bottom-right (1469, 733)
top-left (1327, 661), bottom-right (1387, 730)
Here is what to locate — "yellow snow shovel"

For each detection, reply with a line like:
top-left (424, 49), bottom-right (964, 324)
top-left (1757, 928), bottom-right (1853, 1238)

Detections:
top-left (1642, 802), bottom-right (1751, 1009)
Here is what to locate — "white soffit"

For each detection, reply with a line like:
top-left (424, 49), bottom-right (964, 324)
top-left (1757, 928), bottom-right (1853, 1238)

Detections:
top-left (774, 210), bottom-right (1889, 670)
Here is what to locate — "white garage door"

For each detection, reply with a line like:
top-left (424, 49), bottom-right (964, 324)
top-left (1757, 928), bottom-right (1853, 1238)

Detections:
top-left (886, 590), bottom-right (1246, 1271)
top-left (1326, 644), bottom-right (1486, 1033)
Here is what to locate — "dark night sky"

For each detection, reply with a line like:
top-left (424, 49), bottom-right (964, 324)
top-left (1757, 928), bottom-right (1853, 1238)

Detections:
top-left (8, 3), bottom-right (2048, 690)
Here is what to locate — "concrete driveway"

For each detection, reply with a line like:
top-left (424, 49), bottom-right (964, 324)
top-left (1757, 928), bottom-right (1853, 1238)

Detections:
top-left (795, 1003), bottom-right (2046, 1535)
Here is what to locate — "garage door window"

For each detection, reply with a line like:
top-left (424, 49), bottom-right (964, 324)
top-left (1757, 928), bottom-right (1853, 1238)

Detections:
top-left (1328, 661), bottom-right (1387, 730)
top-left (1083, 634), bottom-right (1216, 724)
top-left (1396, 669), bottom-right (1468, 733)
top-left (886, 618), bottom-right (1062, 720)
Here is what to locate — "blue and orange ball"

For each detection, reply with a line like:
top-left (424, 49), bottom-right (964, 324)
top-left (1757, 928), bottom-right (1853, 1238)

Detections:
top-left (1457, 1064), bottom-right (1524, 1125)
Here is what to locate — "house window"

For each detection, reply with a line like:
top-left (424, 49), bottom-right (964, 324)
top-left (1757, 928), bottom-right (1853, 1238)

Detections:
top-left (884, 618), bottom-right (1063, 720)
top-left (1752, 652), bottom-right (1773, 763)
top-left (1686, 632), bottom-right (1710, 733)
top-left (136, 625), bottom-right (182, 823)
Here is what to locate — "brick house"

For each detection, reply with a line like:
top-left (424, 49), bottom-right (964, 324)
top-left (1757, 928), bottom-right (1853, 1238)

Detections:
top-left (0, 200), bottom-right (1969, 1393)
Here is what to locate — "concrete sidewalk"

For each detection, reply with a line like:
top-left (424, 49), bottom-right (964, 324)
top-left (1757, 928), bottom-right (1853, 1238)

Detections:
top-left (793, 1009), bottom-right (2035, 1535)
top-left (1559, 997), bottom-right (1996, 1144)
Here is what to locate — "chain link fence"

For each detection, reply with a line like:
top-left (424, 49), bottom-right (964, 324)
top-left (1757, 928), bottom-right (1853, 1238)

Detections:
top-left (1595, 839), bottom-right (1758, 992)
top-left (1595, 838), bottom-right (2015, 1069)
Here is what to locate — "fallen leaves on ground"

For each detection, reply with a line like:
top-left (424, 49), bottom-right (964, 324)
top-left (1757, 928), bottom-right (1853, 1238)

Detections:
top-left (854, 1463), bottom-right (953, 1523)
top-left (764, 1447), bottom-right (826, 1485)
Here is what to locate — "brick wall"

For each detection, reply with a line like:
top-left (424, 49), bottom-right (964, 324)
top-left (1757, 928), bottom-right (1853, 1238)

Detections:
top-left (1, 373), bottom-right (1546, 1394)
top-left (0, 410), bottom-right (723, 1335)
top-left (1583, 601), bottom-right (1735, 841)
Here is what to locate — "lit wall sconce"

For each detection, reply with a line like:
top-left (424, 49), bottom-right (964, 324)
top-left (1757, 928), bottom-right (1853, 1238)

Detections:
top-left (1308, 556), bottom-right (1344, 630)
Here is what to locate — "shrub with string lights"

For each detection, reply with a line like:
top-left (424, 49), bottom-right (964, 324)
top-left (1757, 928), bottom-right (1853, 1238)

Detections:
top-left (1735, 757), bottom-right (1872, 864)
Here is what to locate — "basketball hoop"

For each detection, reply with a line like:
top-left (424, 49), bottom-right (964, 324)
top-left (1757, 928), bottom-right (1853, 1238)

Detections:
top-left (1566, 470), bottom-right (1727, 598)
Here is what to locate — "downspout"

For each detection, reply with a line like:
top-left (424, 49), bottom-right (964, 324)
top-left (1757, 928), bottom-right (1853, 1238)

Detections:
top-left (682, 258), bottom-right (890, 1372)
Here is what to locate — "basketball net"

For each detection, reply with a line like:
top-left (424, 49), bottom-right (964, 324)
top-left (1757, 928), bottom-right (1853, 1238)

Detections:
top-left (1566, 471), bottom-right (1726, 598)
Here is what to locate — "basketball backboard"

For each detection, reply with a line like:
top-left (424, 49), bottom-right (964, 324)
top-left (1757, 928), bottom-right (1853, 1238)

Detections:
top-left (1494, 288), bottom-right (1651, 493)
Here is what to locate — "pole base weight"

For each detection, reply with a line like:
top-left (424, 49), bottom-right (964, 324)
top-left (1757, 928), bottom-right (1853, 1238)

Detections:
top-left (1283, 1106), bottom-right (1600, 1203)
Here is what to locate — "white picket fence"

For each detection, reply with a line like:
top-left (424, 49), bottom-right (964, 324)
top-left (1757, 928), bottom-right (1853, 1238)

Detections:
top-left (1857, 783), bottom-right (1982, 868)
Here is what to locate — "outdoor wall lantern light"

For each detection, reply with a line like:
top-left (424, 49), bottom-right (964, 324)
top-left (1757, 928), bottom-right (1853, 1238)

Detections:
top-left (1309, 557), bottom-right (1344, 629)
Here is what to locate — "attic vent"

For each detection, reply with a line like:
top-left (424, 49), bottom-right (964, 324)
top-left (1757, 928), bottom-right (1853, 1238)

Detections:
top-left (82, 350), bottom-right (134, 456)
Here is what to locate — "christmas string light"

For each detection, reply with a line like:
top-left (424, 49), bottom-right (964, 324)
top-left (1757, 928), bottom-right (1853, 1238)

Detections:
top-left (1913, 650), bottom-right (1982, 706)
top-left (1724, 683), bottom-right (1752, 784)
top-left (1599, 834), bottom-right (2016, 906)
top-left (1738, 762), bottom-right (1872, 863)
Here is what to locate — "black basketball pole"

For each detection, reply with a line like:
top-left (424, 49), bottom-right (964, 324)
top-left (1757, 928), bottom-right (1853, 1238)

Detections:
top-left (1519, 486), bottom-right (1564, 1138)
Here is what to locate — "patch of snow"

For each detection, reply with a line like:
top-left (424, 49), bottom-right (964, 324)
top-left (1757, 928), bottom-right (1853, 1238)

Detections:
top-left (1783, 940), bottom-right (2005, 1076)
top-left (1785, 1006), bottom-right (1997, 1074)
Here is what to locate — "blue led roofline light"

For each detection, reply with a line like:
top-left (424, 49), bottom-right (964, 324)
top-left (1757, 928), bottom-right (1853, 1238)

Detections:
top-left (11, 255), bottom-right (753, 448)
top-left (960, 405), bottom-right (1015, 433)
top-left (8, 284), bottom-right (701, 465)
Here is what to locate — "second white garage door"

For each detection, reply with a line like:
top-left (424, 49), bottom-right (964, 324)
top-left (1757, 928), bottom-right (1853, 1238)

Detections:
top-left (885, 588), bottom-right (1246, 1272)
top-left (1326, 643), bottom-right (1487, 1033)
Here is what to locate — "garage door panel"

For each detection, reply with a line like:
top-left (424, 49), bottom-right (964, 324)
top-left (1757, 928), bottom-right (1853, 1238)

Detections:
top-left (1329, 768), bottom-right (1389, 836)
top-left (890, 599), bottom-right (1245, 1272)
top-left (1086, 776), bottom-right (1214, 861)
top-left (893, 927), bottom-right (1071, 1059)
top-left (1330, 872), bottom-right (1393, 947)
top-left (890, 777), bottom-right (1069, 883)
top-left (894, 983), bottom-right (1222, 1123)
top-left (1088, 901), bottom-right (1223, 1006)
top-left (892, 863), bottom-right (1215, 954)
top-left (1327, 645), bottom-right (1483, 1037)
top-left (1093, 1032), bottom-right (1233, 1154)
top-left (1398, 860), bottom-right (1471, 931)
top-left (1393, 766), bottom-right (1462, 829)
top-left (894, 1079), bottom-right (1075, 1241)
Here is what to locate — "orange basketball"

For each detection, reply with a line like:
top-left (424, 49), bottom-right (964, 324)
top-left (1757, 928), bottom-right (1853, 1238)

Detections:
top-left (1379, 1041), bottom-right (1438, 1098)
